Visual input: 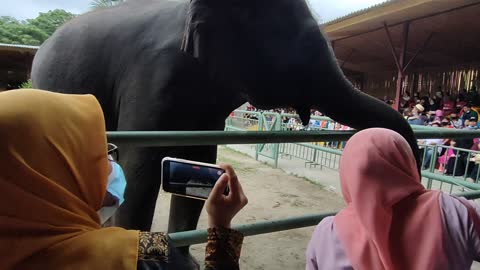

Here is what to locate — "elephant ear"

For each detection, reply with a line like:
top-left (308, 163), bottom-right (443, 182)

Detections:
top-left (181, 0), bottom-right (210, 63)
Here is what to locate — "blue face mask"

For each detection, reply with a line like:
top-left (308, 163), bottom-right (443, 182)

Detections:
top-left (106, 161), bottom-right (127, 205)
top-left (97, 160), bottom-right (127, 224)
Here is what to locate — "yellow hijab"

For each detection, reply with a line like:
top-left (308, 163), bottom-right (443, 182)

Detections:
top-left (0, 89), bottom-right (138, 269)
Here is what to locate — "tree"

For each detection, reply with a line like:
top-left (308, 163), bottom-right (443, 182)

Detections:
top-left (0, 10), bottom-right (75, 46)
top-left (90, 0), bottom-right (126, 9)
top-left (27, 9), bottom-right (76, 37)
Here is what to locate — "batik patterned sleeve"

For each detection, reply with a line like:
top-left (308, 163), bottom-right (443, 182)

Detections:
top-left (205, 227), bottom-right (244, 270)
top-left (137, 232), bottom-right (169, 270)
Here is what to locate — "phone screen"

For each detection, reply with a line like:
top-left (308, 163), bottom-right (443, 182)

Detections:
top-left (162, 158), bottom-right (226, 200)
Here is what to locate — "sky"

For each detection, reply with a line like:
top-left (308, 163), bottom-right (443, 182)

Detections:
top-left (0, 0), bottom-right (386, 22)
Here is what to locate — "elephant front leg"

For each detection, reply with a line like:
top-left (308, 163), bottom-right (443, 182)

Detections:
top-left (167, 145), bottom-right (218, 254)
top-left (113, 147), bottom-right (163, 231)
top-left (168, 195), bottom-right (205, 254)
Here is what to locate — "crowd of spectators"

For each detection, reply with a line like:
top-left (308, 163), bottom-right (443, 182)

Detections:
top-left (394, 87), bottom-right (480, 181)
top-left (398, 87), bottom-right (479, 129)
top-left (240, 88), bottom-right (480, 175)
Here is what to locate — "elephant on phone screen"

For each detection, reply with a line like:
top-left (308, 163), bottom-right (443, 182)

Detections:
top-left (31, 0), bottom-right (420, 255)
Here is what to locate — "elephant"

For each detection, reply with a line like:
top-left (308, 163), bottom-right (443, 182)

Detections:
top-left (31, 0), bottom-right (420, 254)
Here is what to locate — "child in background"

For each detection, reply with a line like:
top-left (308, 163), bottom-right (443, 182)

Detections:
top-left (468, 141), bottom-right (480, 183)
top-left (438, 139), bottom-right (456, 173)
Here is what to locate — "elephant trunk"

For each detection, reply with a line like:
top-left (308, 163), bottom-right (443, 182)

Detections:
top-left (312, 77), bottom-right (421, 171)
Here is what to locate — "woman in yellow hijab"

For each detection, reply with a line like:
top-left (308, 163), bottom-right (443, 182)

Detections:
top-left (0, 89), bottom-right (248, 270)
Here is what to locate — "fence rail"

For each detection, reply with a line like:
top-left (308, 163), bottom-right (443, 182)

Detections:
top-left (104, 111), bottom-right (480, 248)
top-left (107, 129), bottom-right (480, 146)
top-left (169, 212), bottom-right (337, 247)
top-left (169, 189), bottom-right (480, 247)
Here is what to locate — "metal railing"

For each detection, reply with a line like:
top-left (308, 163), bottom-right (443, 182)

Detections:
top-left (223, 112), bottom-right (480, 169)
top-left (105, 113), bottom-right (480, 248)
top-left (169, 190), bottom-right (480, 247)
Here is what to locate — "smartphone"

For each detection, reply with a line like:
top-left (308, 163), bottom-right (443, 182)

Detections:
top-left (161, 157), bottom-right (227, 200)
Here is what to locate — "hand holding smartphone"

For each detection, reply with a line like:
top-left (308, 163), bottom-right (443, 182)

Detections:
top-left (161, 157), bottom-right (228, 200)
top-left (162, 158), bottom-right (248, 228)
top-left (206, 164), bottom-right (248, 228)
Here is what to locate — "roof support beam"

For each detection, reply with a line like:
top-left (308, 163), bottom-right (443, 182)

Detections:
top-left (341, 49), bottom-right (355, 69)
top-left (390, 21), bottom-right (410, 111)
top-left (383, 22), bottom-right (402, 73)
top-left (403, 32), bottom-right (434, 73)
top-left (329, 2), bottom-right (480, 42)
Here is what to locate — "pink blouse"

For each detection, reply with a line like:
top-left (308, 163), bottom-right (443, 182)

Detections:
top-left (306, 193), bottom-right (480, 270)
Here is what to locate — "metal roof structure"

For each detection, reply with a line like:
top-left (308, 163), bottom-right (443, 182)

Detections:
top-left (322, 0), bottom-right (480, 109)
top-left (0, 43), bottom-right (38, 89)
top-left (323, 0), bottom-right (480, 73)
top-left (0, 43), bottom-right (38, 71)
top-left (0, 43), bottom-right (39, 53)
top-left (324, 0), bottom-right (397, 25)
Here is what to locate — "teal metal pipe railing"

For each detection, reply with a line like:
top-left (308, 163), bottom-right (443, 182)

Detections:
top-left (103, 121), bottom-right (480, 247)
top-left (453, 190), bottom-right (480, 199)
top-left (422, 172), bottom-right (480, 190)
top-left (106, 130), bottom-right (480, 147)
top-left (169, 212), bottom-right (336, 247)
top-left (169, 190), bottom-right (480, 247)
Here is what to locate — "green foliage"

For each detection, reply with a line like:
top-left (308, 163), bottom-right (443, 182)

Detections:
top-left (0, 9), bottom-right (75, 46)
top-left (90, 0), bottom-right (126, 9)
top-left (28, 10), bottom-right (76, 37)
top-left (19, 79), bottom-right (33, 89)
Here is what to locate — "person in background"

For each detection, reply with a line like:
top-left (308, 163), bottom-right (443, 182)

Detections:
top-left (466, 117), bottom-right (479, 130)
top-left (402, 108), bottom-right (412, 120)
top-left (419, 109), bottom-right (429, 124)
top-left (441, 118), bottom-right (453, 128)
top-left (434, 109), bottom-right (444, 122)
top-left (328, 123), bottom-right (344, 149)
top-left (426, 111), bottom-right (436, 124)
top-left (413, 103), bottom-right (425, 115)
top-left (437, 139), bottom-right (457, 174)
top-left (443, 95), bottom-right (455, 116)
top-left (456, 96), bottom-right (467, 113)
top-left (306, 128), bottom-right (480, 270)
top-left (401, 93), bottom-right (411, 109)
top-left (450, 113), bottom-right (463, 129)
top-left (419, 121), bottom-right (444, 170)
top-left (429, 94), bottom-right (442, 111)
top-left (408, 104), bottom-right (426, 126)
top-left (420, 96), bottom-right (431, 111)
top-left (468, 141), bottom-right (480, 183)
top-left (408, 115), bottom-right (423, 126)
top-left (0, 89), bottom-right (248, 270)
top-left (461, 104), bottom-right (479, 126)
top-left (287, 117), bottom-right (297, 131)
top-left (382, 95), bottom-right (389, 104)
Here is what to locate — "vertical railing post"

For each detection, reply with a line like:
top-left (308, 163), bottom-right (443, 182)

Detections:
top-left (273, 112), bottom-right (281, 168)
top-left (427, 145), bottom-right (437, 189)
top-left (255, 111), bottom-right (263, 161)
top-left (464, 152), bottom-right (472, 182)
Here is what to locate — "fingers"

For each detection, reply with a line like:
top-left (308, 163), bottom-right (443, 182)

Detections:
top-left (219, 163), bottom-right (237, 179)
top-left (219, 164), bottom-right (243, 197)
top-left (208, 173), bottom-right (229, 201)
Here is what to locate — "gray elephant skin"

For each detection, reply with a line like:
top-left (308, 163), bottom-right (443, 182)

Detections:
top-left (31, 0), bottom-right (420, 251)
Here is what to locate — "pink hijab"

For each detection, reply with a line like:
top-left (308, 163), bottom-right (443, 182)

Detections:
top-left (334, 128), bottom-right (446, 270)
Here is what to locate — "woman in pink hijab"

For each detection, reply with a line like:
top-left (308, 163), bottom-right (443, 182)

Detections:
top-left (306, 128), bottom-right (480, 270)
